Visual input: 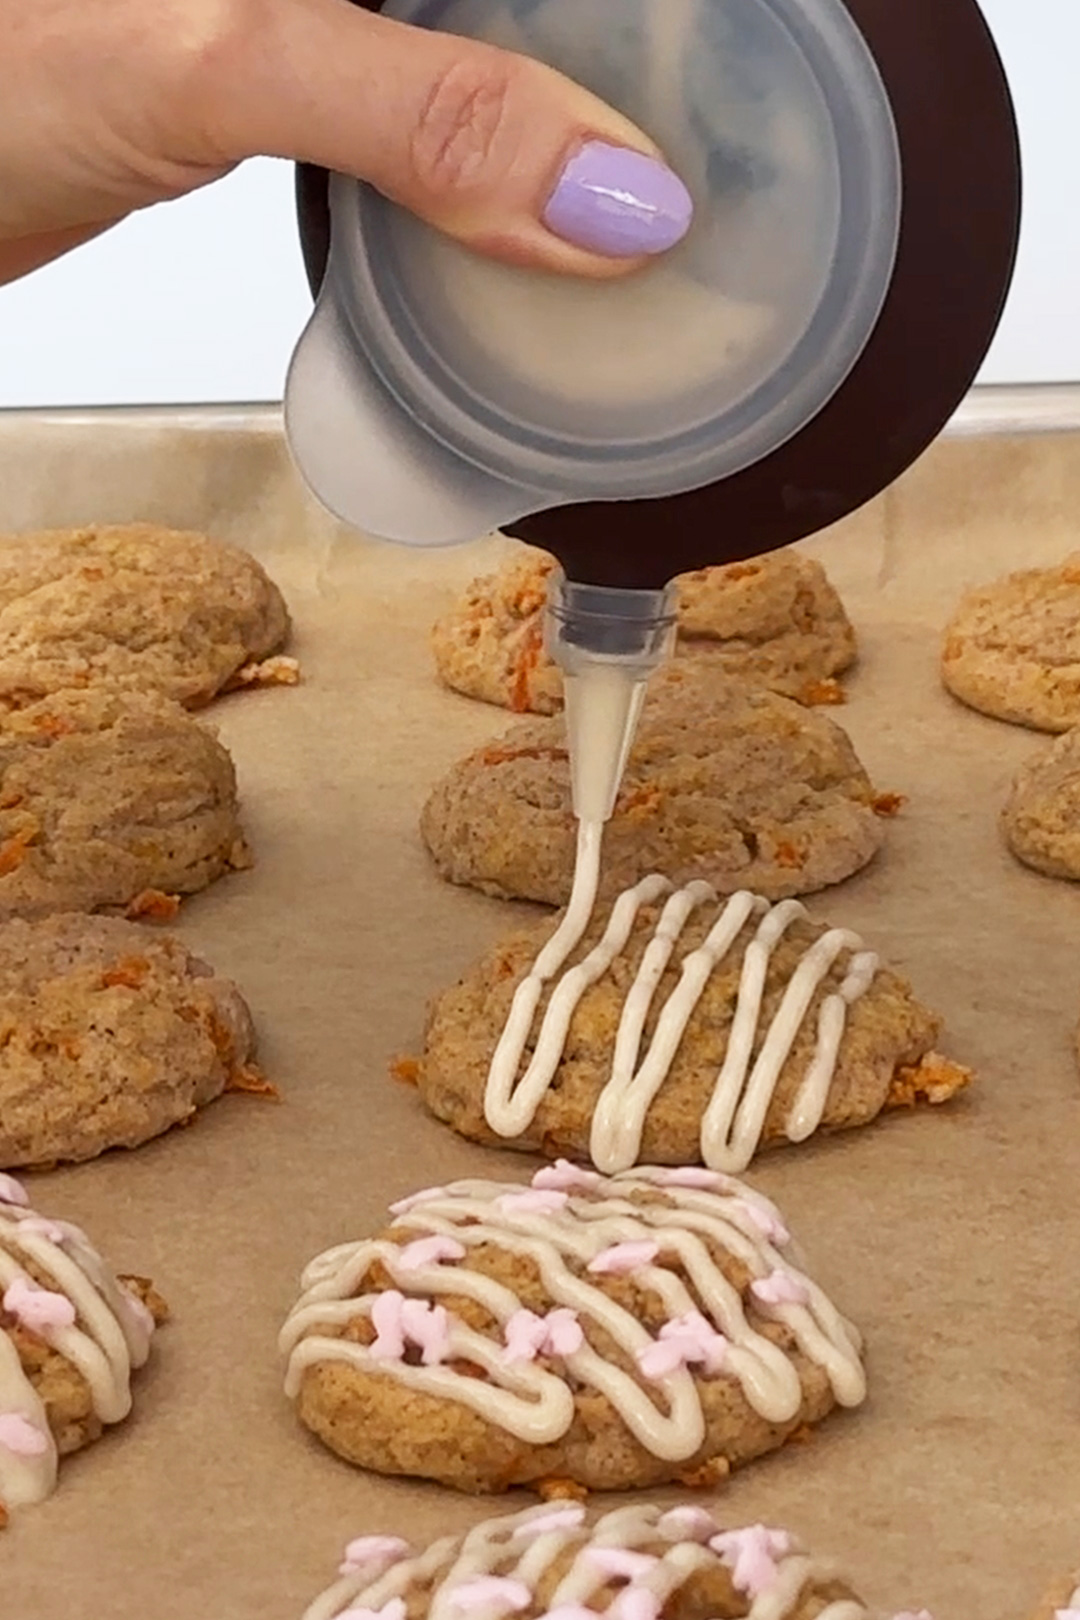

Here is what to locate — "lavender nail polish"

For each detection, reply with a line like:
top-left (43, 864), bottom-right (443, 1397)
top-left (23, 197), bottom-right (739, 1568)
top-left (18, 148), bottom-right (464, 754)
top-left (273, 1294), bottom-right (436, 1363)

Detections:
top-left (543, 142), bottom-right (695, 259)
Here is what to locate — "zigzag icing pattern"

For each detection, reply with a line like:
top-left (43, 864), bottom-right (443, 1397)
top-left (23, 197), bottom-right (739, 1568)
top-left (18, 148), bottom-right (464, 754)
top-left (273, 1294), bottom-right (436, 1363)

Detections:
top-left (0, 1173), bottom-right (155, 1510)
top-left (484, 825), bottom-right (879, 1173)
top-left (281, 1167), bottom-right (865, 1462)
top-left (300, 1502), bottom-right (869, 1620)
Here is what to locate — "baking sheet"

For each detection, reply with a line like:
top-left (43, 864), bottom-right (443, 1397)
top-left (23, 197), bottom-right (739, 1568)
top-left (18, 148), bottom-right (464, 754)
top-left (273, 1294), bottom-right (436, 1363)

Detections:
top-left (0, 412), bottom-right (1079, 1619)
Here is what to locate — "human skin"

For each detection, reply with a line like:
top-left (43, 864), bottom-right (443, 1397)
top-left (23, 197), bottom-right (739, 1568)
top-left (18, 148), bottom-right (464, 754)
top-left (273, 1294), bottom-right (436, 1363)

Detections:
top-left (0, 0), bottom-right (692, 287)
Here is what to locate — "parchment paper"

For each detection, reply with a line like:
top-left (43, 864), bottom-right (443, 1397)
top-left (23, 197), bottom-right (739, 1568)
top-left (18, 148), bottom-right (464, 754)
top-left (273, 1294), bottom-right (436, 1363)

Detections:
top-left (0, 410), bottom-right (1078, 1620)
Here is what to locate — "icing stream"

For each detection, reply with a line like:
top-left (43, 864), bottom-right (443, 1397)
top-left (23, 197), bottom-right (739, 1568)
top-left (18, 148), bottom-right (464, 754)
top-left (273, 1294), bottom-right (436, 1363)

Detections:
top-left (0, 1178), bottom-right (156, 1511)
top-left (483, 878), bottom-right (879, 1174)
top-left (281, 1169), bottom-right (865, 1464)
top-left (300, 1502), bottom-right (869, 1620)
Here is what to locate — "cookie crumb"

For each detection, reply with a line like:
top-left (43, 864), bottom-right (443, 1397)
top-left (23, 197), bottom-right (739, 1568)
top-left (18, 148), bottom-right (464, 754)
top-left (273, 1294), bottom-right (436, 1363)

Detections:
top-left (677, 1456), bottom-right (731, 1489)
top-left (799, 678), bottom-right (847, 707)
top-left (390, 1057), bottom-right (421, 1088)
top-left (228, 654), bottom-right (301, 690)
top-left (872, 792), bottom-right (907, 818)
top-left (225, 1064), bottom-right (280, 1100)
top-left (126, 890), bottom-right (181, 922)
top-left (537, 1478), bottom-right (589, 1503)
top-left (888, 1053), bottom-right (973, 1109)
top-left (118, 1275), bottom-right (171, 1326)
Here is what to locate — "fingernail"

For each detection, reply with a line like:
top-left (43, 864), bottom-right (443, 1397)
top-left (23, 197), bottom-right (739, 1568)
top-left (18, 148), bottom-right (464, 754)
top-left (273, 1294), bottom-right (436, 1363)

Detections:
top-left (543, 141), bottom-right (694, 259)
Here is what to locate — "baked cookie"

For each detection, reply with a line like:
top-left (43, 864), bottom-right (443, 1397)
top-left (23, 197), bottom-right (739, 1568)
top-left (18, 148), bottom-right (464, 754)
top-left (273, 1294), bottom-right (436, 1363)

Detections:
top-left (421, 676), bottom-right (894, 906)
top-left (0, 522), bottom-right (293, 710)
top-left (1002, 729), bottom-right (1080, 880)
top-left (280, 1166), bottom-right (866, 1494)
top-left (1027, 1573), bottom-right (1080, 1620)
top-left (0, 914), bottom-right (261, 1168)
top-left (0, 1172), bottom-right (166, 1520)
top-left (0, 689), bottom-right (251, 918)
top-left (433, 545), bottom-right (856, 715)
top-left (942, 556), bottom-right (1080, 732)
top-left (416, 886), bottom-right (969, 1173)
top-left (300, 1502), bottom-right (874, 1620)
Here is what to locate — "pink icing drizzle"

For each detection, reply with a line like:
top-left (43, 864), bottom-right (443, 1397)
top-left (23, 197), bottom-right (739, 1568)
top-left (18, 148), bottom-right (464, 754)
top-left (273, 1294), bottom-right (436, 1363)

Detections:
top-left (588, 1241), bottom-right (660, 1276)
top-left (532, 1162), bottom-right (603, 1194)
top-left (611, 1592), bottom-right (661, 1620)
top-left (3, 1276), bottom-right (77, 1334)
top-left (369, 1292), bottom-right (450, 1365)
top-left (339, 1536), bottom-right (411, 1576)
top-left (396, 1236), bottom-right (467, 1272)
top-left (657, 1506), bottom-right (717, 1541)
top-left (751, 1271), bottom-right (811, 1307)
top-left (447, 1578), bottom-right (532, 1611)
top-left (0, 1412), bottom-right (49, 1456)
top-left (0, 1173), bottom-right (29, 1208)
top-left (586, 1548), bottom-right (659, 1582)
top-left (637, 1312), bottom-right (728, 1379)
top-left (710, 1527), bottom-right (793, 1597)
top-left (503, 1308), bottom-right (583, 1364)
top-left (732, 1199), bottom-right (791, 1246)
top-left (496, 1190), bottom-right (569, 1216)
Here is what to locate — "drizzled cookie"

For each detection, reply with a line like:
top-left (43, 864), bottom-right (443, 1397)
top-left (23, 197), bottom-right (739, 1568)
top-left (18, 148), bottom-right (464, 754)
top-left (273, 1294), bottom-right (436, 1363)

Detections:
top-left (416, 881), bottom-right (969, 1174)
top-left (301, 1502), bottom-right (877, 1620)
top-left (280, 1167), bottom-right (865, 1494)
top-left (0, 1173), bottom-right (165, 1521)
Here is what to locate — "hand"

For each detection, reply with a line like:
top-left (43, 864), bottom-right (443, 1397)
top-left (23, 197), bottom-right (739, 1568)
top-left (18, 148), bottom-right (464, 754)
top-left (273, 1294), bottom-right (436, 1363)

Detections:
top-left (0, 0), bottom-right (693, 286)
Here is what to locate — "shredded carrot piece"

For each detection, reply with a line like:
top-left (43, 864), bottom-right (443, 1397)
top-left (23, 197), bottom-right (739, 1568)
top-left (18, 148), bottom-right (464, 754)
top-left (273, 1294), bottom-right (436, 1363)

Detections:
top-left (126, 889), bottom-right (181, 922)
top-left (390, 1056), bottom-right (421, 1088)
top-left (30, 713), bottom-right (76, 739)
top-left (872, 792), bottom-right (907, 818)
top-left (774, 842), bottom-right (806, 870)
top-left (799, 678), bottom-right (846, 707)
top-left (101, 957), bottom-right (151, 991)
top-left (509, 622), bottom-right (545, 713)
top-left (537, 1478), bottom-right (589, 1503)
top-left (225, 1064), bottom-right (280, 1100)
top-left (0, 827), bottom-right (36, 876)
top-left (476, 745), bottom-right (568, 769)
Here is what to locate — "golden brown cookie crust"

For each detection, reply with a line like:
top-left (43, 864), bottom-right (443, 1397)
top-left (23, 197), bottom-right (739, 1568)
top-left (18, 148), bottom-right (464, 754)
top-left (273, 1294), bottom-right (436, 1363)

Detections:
top-left (0, 689), bottom-right (250, 918)
top-left (942, 556), bottom-right (1080, 731)
top-left (0, 913), bottom-right (259, 1167)
top-left (1002, 728), bottom-right (1080, 880)
top-left (417, 902), bottom-right (961, 1167)
top-left (432, 545), bottom-right (856, 715)
top-left (0, 523), bottom-right (290, 710)
top-left (421, 677), bottom-right (890, 905)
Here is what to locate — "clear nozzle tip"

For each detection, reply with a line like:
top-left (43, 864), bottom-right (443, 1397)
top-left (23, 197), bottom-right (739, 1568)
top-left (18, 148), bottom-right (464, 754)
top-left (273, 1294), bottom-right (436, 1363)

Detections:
top-left (545, 572), bottom-right (678, 825)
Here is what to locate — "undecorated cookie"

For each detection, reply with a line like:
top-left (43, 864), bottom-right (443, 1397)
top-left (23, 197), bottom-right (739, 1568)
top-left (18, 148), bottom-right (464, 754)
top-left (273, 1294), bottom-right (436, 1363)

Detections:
top-left (421, 676), bottom-right (895, 906)
top-left (0, 914), bottom-right (260, 1168)
top-left (300, 1502), bottom-right (876, 1620)
top-left (0, 1171), bottom-right (166, 1519)
top-left (280, 1166), bottom-right (866, 1494)
top-left (433, 544), bottom-right (856, 715)
top-left (0, 523), bottom-right (293, 710)
top-left (1002, 729), bottom-right (1080, 880)
top-left (417, 886), bottom-right (970, 1173)
top-left (0, 689), bottom-right (251, 918)
top-left (942, 556), bottom-right (1080, 731)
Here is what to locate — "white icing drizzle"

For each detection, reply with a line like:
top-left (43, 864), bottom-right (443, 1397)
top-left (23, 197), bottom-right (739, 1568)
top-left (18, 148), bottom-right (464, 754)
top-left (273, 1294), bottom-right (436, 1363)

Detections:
top-left (280, 1171), bottom-right (865, 1465)
top-left (483, 874), bottom-right (879, 1174)
top-left (0, 1194), bottom-right (155, 1510)
top-left (300, 1502), bottom-right (869, 1620)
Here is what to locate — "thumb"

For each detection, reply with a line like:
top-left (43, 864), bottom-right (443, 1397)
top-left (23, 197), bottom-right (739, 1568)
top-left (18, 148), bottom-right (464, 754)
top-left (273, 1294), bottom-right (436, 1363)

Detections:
top-left (210, 0), bottom-right (693, 277)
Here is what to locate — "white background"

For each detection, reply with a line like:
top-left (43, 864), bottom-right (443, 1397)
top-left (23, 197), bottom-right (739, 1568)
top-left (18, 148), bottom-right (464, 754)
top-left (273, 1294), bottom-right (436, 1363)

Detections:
top-left (0, 0), bottom-right (1076, 408)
